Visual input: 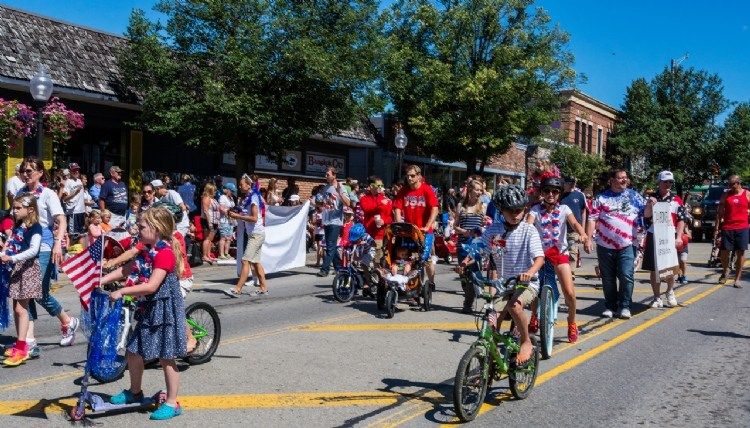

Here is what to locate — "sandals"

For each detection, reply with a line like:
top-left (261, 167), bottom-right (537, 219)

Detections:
top-left (110, 389), bottom-right (144, 405)
top-left (248, 290), bottom-right (269, 297)
top-left (150, 402), bottom-right (182, 420)
top-left (528, 313), bottom-right (539, 334)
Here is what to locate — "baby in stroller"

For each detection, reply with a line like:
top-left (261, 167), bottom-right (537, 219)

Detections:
top-left (390, 246), bottom-right (414, 277)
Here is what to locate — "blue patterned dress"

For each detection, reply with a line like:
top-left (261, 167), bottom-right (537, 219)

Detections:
top-left (126, 242), bottom-right (187, 360)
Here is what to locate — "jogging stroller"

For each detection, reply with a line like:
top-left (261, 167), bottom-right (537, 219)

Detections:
top-left (375, 223), bottom-right (431, 318)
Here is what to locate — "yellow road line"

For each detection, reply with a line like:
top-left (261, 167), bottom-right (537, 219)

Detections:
top-left (0, 391), bottom-right (446, 416)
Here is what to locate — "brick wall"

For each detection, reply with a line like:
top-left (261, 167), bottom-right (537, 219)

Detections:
top-left (561, 99), bottom-right (617, 156)
top-left (254, 174), bottom-right (326, 200)
top-left (487, 145), bottom-right (526, 175)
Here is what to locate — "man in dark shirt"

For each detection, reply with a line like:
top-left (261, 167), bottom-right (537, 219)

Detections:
top-left (98, 165), bottom-right (128, 228)
top-left (561, 176), bottom-right (587, 272)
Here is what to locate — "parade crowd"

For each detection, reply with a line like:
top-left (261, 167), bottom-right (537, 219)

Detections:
top-left (1, 156), bottom-right (747, 420)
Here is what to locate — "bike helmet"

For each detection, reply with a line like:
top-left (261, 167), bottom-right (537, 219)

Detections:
top-left (492, 184), bottom-right (528, 210)
top-left (541, 177), bottom-right (564, 191)
top-left (348, 223), bottom-right (366, 242)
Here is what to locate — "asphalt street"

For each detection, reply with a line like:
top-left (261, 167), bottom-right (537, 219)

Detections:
top-left (0, 242), bottom-right (748, 427)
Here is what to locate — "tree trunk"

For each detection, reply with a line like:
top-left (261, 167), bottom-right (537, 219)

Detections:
top-left (465, 157), bottom-right (477, 176)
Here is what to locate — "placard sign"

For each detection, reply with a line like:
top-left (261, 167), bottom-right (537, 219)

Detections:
top-left (653, 202), bottom-right (678, 271)
top-left (281, 150), bottom-right (302, 172)
top-left (306, 152), bottom-right (345, 175)
top-left (255, 154), bottom-right (278, 171)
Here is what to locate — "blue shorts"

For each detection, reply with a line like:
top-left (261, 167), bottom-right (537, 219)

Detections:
top-left (721, 228), bottom-right (749, 251)
top-left (422, 232), bottom-right (434, 262)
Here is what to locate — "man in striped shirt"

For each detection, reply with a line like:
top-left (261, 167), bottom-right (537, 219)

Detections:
top-left (586, 169), bottom-right (646, 319)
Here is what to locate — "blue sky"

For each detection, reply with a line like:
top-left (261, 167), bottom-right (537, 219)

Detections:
top-left (3, 0), bottom-right (749, 117)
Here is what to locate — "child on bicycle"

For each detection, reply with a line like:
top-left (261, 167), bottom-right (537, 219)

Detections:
top-left (101, 207), bottom-right (187, 420)
top-left (526, 177), bottom-right (588, 343)
top-left (1, 194), bottom-right (43, 367)
top-left (464, 185), bottom-right (544, 365)
top-left (344, 223), bottom-right (377, 296)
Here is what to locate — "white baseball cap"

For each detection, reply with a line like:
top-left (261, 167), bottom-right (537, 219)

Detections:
top-left (657, 171), bottom-right (674, 182)
top-left (150, 179), bottom-right (164, 188)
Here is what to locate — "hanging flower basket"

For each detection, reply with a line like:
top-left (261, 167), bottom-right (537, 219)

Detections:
top-left (44, 97), bottom-right (85, 144)
top-left (0, 98), bottom-right (35, 158)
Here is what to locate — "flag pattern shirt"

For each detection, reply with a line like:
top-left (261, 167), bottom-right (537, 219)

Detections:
top-left (61, 236), bottom-right (103, 309)
top-left (589, 189), bottom-right (646, 250)
top-left (529, 203), bottom-right (573, 254)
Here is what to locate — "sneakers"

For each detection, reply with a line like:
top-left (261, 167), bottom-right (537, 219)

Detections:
top-left (567, 322), bottom-right (578, 343)
top-left (602, 309), bottom-right (614, 318)
top-left (316, 270), bottom-right (329, 277)
top-left (3, 342), bottom-right (39, 358)
top-left (223, 288), bottom-right (241, 298)
top-left (678, 275), bottom-right (688, 285)
top-left (619, 308), bottom-right (632, 319)
top-left (110, 389), bottom-right (144, 405)
top-left (650, 297), bottom-right (663, 308)
top-left (666, 291), bottom-right (678, 307)
top-left (718, 274), bottom-right (727, 284)
top-left (2, 348), bottom-right (29, 367)
top-left (734, 282), bottom-right (744, 289)
top-left (150, 402), bottom-right (182, 420)
top-left (60, 317), bottom-right (80, 346)
top-left (528, 313), bottom-right (539, 333)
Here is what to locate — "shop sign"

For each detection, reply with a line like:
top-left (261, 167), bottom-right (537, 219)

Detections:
top-left (255, 154), bottom-right (278, 171)
top-left (222, 152), bottom-right (236, 166)
top-left (306, 152), bottom-right (345, 175)
top-left (281, 150), bottom-right (302, 172)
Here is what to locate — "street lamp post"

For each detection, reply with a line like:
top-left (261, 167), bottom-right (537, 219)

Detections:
top-left (394, 127), bottom-right (408, 181)
top-left (29, 64), bottom-right (54, 158)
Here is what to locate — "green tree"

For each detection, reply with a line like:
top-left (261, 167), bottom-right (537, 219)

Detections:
top-left (380, 0), bottom-right (576, 175)
top-left (117, 0), bottom-right (383, 177)
top-left (609, 66), bottom-right (729, 186)
top-left (548, 142), bottom-right (606, 191)
top-left (716, 103), bottom-right (750, 180)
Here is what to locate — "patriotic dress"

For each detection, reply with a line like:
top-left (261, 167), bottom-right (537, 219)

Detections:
top-left (126, 241), bottom-right (187, 360)
top-left (6, 223), bottom-right (43, 300)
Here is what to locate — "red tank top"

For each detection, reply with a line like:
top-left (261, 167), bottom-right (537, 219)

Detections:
top-left (722, 190), bottom-right (749, 230)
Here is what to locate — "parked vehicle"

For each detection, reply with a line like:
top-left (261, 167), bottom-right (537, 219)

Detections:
top-left (699, 184), bottom-right (727, 242)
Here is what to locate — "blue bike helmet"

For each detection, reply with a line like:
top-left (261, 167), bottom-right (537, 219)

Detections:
top-left (348, 223), bottom-right (366, 242)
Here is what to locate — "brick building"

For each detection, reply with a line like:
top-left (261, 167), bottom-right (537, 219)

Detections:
top-left (558, 89), bottom-right (618, 157)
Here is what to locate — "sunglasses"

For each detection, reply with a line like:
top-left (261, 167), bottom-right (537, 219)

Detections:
top-left (21, 168), bottom-right (37, 175)
top-left (730, 181), bottom-right (741, 186)
top-left (143, 190), bottom-right (153, 194)
top-left (542, 188), bottom-right (560, 195)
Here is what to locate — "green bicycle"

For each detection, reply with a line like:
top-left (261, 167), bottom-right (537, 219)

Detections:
top-left (452, 277), bottom-right (540, 422)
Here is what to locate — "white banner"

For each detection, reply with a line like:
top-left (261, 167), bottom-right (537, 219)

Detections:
top-left (653, 202), bottom-right (678, 271)
top-left (237, 201), bottom-right (309, 275)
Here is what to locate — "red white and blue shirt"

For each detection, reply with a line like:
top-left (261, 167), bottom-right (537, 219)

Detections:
top-left (589, 189), bottom-right (646, 250)
top-left (529, 203), bottom-right (573, 254)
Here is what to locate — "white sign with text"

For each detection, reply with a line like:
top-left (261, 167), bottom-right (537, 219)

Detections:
top-left (653, 202), bottom-right (678, 271)
top-left (306, 152), bottom-right (345, 174)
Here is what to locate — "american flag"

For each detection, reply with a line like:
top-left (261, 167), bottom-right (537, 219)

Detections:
top-left (61, 236), bottom-right (104, 310)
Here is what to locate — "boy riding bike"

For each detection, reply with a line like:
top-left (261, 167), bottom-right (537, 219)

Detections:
top-left (458, 185), bottom-right (544, 364)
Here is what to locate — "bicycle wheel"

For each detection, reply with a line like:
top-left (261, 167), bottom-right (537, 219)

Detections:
top-left (375, 284), bottom-right (386, 309)
top-left (185, 302), bottom-right (222, 365)
top-left (90, 308), bottom-right (130, 384)
top-left (385, 289), bottom-right (397, 319)
top-left (452, 346), bottom-right (490, 422)
top-left (508, 337), bottom-right (540, 399)
top-left (539, 285), bottom-right (555, 360)
top-left (421, 280), bottom-right (432, 311)
top-left (332, 272), bottom-right (356, 303)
